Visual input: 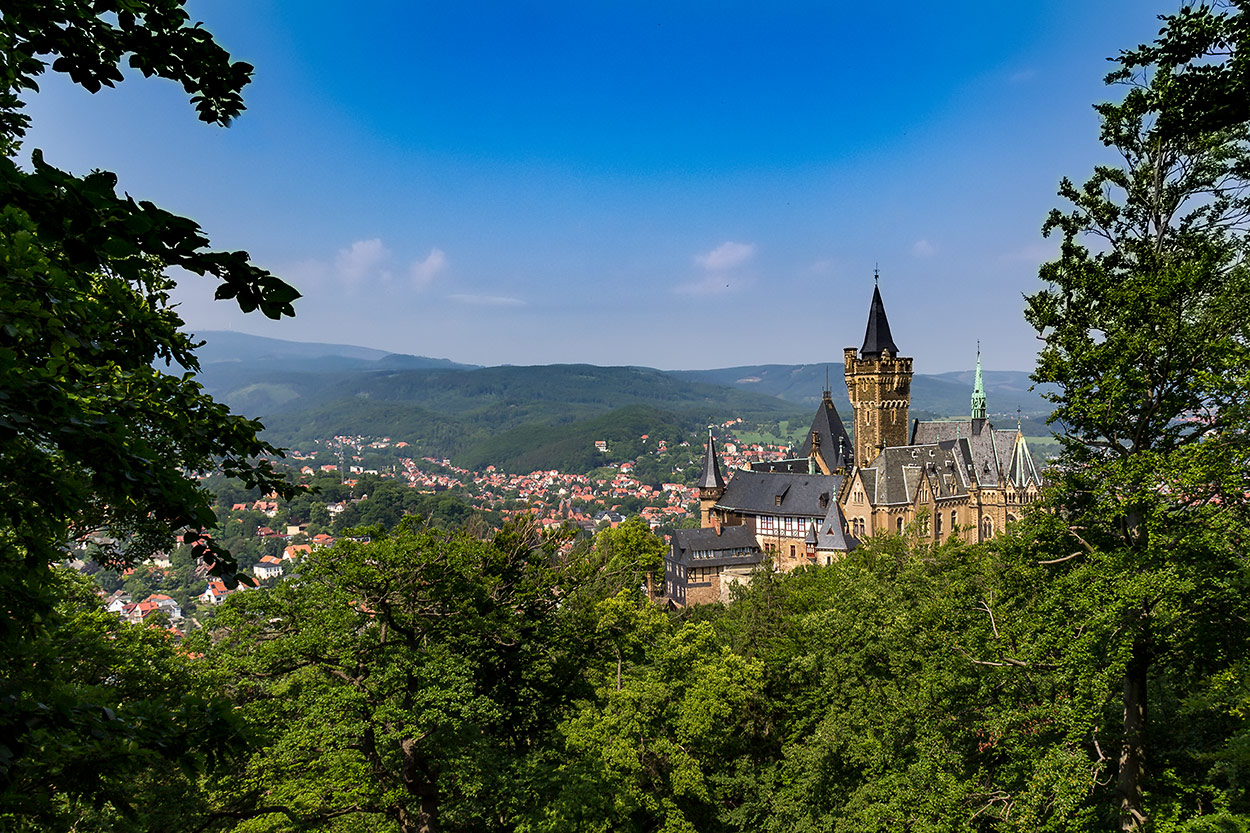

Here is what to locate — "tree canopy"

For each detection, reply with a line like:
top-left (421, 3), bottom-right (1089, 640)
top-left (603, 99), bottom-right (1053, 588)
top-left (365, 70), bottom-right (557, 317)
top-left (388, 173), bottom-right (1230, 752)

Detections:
top-left (0, 1), bottom-right (301, 825)
top-left (0, 0), bottom-right (302, 614)
top-left (1026, 4), bottom-right (1250, 827)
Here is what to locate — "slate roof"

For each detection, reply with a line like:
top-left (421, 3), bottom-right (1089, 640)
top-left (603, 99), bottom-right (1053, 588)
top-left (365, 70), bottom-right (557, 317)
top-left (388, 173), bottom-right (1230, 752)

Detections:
top-left (909, 419), bottom-right (1041, 490)
top-left (750, 458), bottom-right (815, 474)
top-left (813, 498), bottom-right (856, 552)
top-left (715, 469), bottom-right (844, 518)
top-left (1008, 435), bottom-right (1041, 488)
top-left (794, 390), bottom-right (854, 470)
top-left (698, 428), bottom-right (726, 490)
top-left (859, 440), bottom-right (974, 506)
top-left (670, 525), bottom-right (762, 569)
top-left (860, 283), bottom-right (900, 358)
top-left (912, 419), bottom-right (1000, 486)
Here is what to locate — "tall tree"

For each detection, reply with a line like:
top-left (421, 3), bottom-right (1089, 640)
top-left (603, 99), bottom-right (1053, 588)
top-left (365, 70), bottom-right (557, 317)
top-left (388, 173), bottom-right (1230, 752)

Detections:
top-left (0, 0), bottom-right (300, 823)
top-left (1026, 5), bottom-right (1250, 826)
top-left (0, 0), bottom-right (302, 617)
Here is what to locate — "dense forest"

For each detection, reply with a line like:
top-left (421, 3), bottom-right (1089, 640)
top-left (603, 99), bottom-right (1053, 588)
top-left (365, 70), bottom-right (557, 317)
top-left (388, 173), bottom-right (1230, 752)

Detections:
top-left (1, 2), bottom-right (1249, 833)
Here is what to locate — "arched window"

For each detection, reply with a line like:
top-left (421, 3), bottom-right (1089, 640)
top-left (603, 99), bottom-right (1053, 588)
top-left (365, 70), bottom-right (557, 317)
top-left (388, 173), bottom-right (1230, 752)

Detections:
top-left (981, 517), bottom-right (992, 540)
top-left (951, 510), bottom-right (958, 533)
top-left (935, 512), bottom-right (942, 536)
top-left (897, 517), bottom-right (904, 533)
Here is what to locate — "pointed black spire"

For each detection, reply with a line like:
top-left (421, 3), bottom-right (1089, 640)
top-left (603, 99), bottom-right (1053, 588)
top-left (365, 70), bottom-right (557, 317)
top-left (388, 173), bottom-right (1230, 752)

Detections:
top-left (796, 389), bottom-right (854, 471)
top-left (859, 282), bottom-right (899, 359)
top-left (698, 425), bottom-right (725, 490)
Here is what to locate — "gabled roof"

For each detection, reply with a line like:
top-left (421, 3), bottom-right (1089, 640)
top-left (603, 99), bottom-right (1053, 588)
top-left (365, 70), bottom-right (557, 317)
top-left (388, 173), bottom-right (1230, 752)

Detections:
top-left (813, 498), bottom-right (856, 552)
top-left (670, 525), bottom-right (762, 568)
top-left (860, 283), bottom-right (900, 359)
top-left (1008, 434), bottom-right (1042, 488)
top-left (715, 470), bottom-right (843, 518)
top-left (903, 418), bottom-right (1046, 494)
top-left (858, 441), bottom-right (973, 506)
top-left (910, 417), bottom-right (995, 482)
top-left (698, 426), bottom-right (725, 491)
top-left (795, 390), bottom-right (854, 470)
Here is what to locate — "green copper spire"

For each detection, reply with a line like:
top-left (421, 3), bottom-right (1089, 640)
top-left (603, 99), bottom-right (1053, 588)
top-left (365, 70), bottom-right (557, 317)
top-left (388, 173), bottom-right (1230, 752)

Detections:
top-left (971, 343), bottom-right (987, 421)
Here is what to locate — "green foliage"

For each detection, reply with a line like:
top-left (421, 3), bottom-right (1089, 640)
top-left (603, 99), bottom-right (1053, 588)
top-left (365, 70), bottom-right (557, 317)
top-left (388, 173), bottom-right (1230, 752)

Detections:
top-left (203, 520), bottom-right (591, 832)
top-left (0, 570), bottom-right (247, 831)
top-left (0, 0), bottom-right (301, 607)
top-left (0, 2), bottom-right (301, 827)
top-left (1023, 9), bottom-right (1250, 827)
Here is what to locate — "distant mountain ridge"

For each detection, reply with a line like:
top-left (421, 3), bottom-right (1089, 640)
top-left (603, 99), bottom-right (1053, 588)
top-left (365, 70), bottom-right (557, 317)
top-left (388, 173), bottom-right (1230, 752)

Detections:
top-left (189, 332), bottom-right (1053, 473)
top-left (193, 330), bottom-right (478, 372)
top-left (670, 364), bottom-right (1052, 418)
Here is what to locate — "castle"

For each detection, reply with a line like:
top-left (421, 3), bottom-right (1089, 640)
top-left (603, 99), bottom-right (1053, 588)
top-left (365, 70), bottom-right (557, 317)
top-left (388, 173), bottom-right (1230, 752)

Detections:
top-left (662, 281), bottom-right (1043, 607)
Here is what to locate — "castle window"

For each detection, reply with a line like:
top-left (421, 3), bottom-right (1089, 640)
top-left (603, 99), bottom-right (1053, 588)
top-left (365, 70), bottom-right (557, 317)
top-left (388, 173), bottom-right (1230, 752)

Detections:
top-left (935, 513), bottom-right (942, 536)
top-left (897, 517), bottom-right (904, 533)
top-left (790, 545), bottom-right (796, 558)
top-left (951, 510), bottom-right (958, 532)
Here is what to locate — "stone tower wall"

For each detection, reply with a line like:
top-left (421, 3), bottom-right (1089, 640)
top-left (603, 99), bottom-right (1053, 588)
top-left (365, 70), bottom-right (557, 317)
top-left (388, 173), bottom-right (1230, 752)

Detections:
top-left (844, 347), bottom-right (913, 466)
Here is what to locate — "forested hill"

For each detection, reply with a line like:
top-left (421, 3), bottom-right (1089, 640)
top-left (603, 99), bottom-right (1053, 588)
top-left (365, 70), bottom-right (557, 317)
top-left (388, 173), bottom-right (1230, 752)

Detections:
top-left (670, 364), bottom-right (1052, 417)
top-left (222, 363), bottom-right (805, 470)
top-left (192, 329), bottom-right (477, 373)
top-left (193, 332), bottom-right (1052, 472)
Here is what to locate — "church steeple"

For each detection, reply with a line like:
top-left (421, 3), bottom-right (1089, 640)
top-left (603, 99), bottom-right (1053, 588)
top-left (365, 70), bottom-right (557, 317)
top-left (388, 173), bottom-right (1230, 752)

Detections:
top-left (971, 344), bottom-right (987, 422)
top-left (859, 283), bottom-right (900, 359)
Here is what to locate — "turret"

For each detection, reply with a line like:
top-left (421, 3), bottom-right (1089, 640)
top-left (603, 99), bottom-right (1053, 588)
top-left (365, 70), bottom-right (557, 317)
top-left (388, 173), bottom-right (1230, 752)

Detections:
top-left (844, 277), bottom-right (913, 467)
top-left (698, 425), bottom-right (726, 527)
top-left (795, 387), bottom-right (854, 473)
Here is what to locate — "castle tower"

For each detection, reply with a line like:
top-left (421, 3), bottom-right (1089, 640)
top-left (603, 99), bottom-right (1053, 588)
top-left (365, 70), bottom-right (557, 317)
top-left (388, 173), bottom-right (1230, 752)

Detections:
top-left (844, 280), bottom-right (913, 467)
top-left (697, 425), bottom-right (726, 527)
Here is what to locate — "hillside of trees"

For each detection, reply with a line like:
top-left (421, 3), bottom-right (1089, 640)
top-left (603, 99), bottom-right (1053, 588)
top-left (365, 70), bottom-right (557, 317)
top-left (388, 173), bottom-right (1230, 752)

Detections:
top-left (193, 355), bottom-right (1053, 471)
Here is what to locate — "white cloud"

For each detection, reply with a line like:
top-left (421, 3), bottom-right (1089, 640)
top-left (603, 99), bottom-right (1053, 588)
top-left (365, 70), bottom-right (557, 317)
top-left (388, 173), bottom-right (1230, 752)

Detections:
top-left (912, 239), bottom-right (936, 257)
top-left (335, 238), bottom-right (390, 283)
top-left (449, 293), bottom-right (524, 307)
top-left (695, 241), bottom-right (756, 271)
top-left (410, 247), bottom-right (447, 288)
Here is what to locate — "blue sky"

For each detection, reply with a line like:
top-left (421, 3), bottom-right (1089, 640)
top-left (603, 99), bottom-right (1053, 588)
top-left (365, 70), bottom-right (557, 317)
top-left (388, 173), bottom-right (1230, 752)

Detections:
top-left (25, 0), bottom-right (1176, 372)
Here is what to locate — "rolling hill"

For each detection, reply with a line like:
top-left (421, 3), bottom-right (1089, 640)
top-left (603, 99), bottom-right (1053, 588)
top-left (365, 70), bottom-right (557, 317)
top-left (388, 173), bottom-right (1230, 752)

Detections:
top-left (190, 332), bottom-right (1054, 472)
